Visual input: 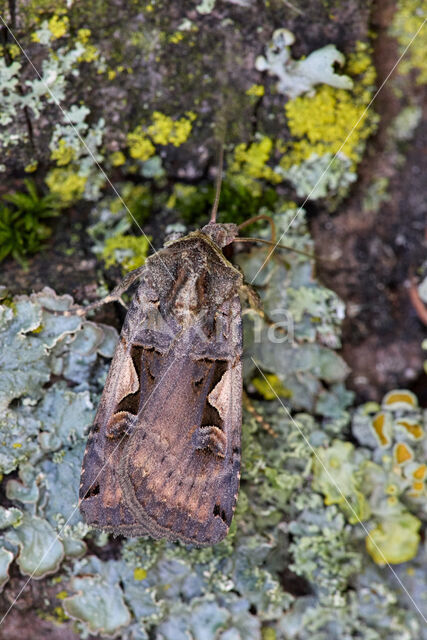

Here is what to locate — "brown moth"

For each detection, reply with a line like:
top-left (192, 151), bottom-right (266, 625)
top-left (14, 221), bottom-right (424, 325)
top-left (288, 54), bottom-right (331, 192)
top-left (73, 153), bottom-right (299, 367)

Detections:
top-left (79, 220), bottom-right (245, 545)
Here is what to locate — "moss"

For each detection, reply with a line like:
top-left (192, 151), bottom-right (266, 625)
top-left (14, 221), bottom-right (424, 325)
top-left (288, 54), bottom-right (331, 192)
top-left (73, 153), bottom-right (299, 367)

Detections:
top-left (168, 178), bottom-right (278, 226)
top-left (0, 180), bottom-right (60, 265)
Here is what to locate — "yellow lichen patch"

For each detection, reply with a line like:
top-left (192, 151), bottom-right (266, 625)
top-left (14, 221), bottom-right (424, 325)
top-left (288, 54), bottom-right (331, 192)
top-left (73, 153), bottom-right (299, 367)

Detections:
top-left (382, 389), bottom-right (418, 410)
top-left (78, 44), bottom-right (99, 63)
top-left (282, 85), bottom-right (374, 169)
top-left (51, 139), bottom-right (76, 166)
top-left (12, 443), bottom-right (22, 449)
top-left (77, 28), bottom-right (91, 44)
top-left (251, 373), bottom-right (292, 400)
top-left (169, 32), bottom-right (184, 44)
top-left (102, 234), bottom-right (151, 273)
top-left (133, 567), bottom-right (147, 581)
top-left (56, 590), bottom-right (68, 600)
top-left (45, 168), bottom-right (87, 206)
top-left (127, 129), bottom-right (156, 161)
top-left (281, 42), bottom-right (377, 172)
top-left (110, 151), bottom-right (126, 167)
top-left (385, 483), bottom-right (398, 495)
top-left (246, 84), bottom-right (265, 97)
top-left (8, 44), bottom-right (20, 59)
top-left (393, 442), bottom-right (413, 465)
top-left (30, 324), bottom-right (44, 334)
top-left (371, 412), bottom-right (392, 447)
top-left (390, 0), bottom-right (427, 85)
top-left (229, 137), bottom-right (282, 195)
top-left (48, 15), bottom-right (69, 39)
top-left (366, 513), bottom-right (421, 565)
top-left (395, 419), bottom-right (424, 440)
top-left (147, 111), bottom-right (196, 147)
top-left (127, 111), bottom-right (195, 160)
top-left (24, 161), bottom-right (38, 173)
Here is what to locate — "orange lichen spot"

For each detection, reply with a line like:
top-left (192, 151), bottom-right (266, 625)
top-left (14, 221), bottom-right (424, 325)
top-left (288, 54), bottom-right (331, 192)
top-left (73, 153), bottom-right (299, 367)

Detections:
top-left (383, 389), bottom-right (418, 410)
top-left (394, 442), bottom-right (413, 465)
top-left (413, 464), bottom-right (426, 480)
top-left (395, 419), bottom-right (424, 440)
top-left (372, 412), bottom-right (391, 447)
top-left (412, 481), bottom-right (424, 492)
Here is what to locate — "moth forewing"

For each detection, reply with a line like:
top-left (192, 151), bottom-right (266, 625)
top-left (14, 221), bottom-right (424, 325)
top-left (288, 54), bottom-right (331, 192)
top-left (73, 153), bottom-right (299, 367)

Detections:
top-left (79, 224), bottom-right (244, 545)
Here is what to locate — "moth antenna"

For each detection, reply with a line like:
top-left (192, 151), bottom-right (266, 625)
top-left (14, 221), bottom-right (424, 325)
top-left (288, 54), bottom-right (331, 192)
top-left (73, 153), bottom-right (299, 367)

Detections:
top-left (234, 236), bottom-right (315, 261)
top-left (238, 214), bottom-right (277, 244)
top-left (210, 142), bottom-right (224, 223)
top-left (243, 392), bottom-right (277, 437)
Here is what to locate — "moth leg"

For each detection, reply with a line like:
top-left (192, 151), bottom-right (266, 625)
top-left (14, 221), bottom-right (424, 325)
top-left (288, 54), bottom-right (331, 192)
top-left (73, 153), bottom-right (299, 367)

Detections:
top-left (243, 391), bottom-right (277, 437)
top-left (68, 265), bottom-right (147, 316)
top-left (192, 425), bottom-right (227, 458)
top-left (240, 283), bottom-right (264, 317)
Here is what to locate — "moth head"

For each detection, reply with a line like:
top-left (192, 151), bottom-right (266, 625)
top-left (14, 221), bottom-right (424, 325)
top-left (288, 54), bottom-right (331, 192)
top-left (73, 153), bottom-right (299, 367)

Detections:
top-left (201, 222), bottom-right (239, 248)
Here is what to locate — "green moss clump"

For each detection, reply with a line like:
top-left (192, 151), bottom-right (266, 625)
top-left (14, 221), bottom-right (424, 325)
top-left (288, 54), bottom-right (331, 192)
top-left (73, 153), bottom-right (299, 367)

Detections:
top-left (168, 178), bottom-right (278, 226)
top-left (0, 180), bottom-right (59, 266)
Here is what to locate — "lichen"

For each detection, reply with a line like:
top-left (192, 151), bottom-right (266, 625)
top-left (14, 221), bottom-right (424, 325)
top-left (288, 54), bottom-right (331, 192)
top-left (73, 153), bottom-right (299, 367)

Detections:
top-left (255, 29), bottom-right (353, 99)
top-left (389, 0), bottom-right (427, 85)
top-left (276, 41), bottom-right (378, 199)
top-left (101, 233), bottom-right (151, 273)
top-left (0, 4), bottom-right (426, 637)
top-left (127, 111), bottom-right (196, 162)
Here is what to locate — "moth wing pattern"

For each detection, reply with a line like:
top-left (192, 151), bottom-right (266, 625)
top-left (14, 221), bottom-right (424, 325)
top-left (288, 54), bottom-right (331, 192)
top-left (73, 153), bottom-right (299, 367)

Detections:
top-left (79, 229), bottom-right (244, 545)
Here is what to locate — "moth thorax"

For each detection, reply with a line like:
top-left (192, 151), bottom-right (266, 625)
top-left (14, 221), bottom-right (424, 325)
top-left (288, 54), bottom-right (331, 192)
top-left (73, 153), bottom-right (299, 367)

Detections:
top-left (201, 222), bottom-right (239, 248)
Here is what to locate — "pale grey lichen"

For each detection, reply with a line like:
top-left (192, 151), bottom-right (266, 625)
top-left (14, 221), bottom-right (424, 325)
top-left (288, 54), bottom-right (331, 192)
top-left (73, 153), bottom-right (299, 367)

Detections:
top-left (5, 513), bottom-right (64, 578)
top-left (255, 29), bottom-right (353, 99)
top-left (237, 208), bottom-right (349, 411)
top-left (275, 153), bottom-right (357, 200)
top-left (0, 546), bottom-right (14, 591)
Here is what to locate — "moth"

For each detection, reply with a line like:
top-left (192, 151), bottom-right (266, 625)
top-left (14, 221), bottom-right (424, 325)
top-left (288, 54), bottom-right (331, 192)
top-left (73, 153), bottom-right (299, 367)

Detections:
top-left (79, 206), bottom-right (252, 545)
top-left (78, 175), bottom-right (297, 545)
